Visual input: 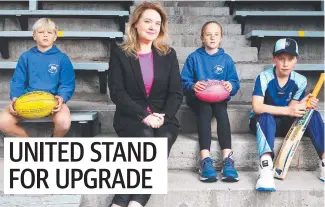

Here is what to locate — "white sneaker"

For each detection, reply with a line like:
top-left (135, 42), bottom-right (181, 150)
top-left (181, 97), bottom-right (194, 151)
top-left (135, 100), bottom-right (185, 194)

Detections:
top-left (319, 160), bottom-right (325, 182)
top-left (256, 157), bottom-right (276, 192)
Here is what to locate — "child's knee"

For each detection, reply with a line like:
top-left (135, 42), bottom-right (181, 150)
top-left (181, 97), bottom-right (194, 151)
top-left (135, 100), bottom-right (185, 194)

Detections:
top-left (311, 110), bottom-right (324, 122)
top-left (56, 119), bottom-right (71, 131)
top-left (0, 110), bottom-right (18, 131)
top-left (53, 114), bottom-right (71, 131)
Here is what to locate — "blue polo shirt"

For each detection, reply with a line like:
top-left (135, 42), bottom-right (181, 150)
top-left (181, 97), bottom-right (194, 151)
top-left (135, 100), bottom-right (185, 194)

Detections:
top-left (250, 67), bottom-right (307, 117)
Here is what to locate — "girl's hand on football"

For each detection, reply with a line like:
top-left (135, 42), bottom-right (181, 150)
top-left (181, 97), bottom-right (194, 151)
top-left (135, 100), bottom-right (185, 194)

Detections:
top-left (223, 81), bottom-right (232, 93)
top-left (193, 81), bottom-right (208, 92)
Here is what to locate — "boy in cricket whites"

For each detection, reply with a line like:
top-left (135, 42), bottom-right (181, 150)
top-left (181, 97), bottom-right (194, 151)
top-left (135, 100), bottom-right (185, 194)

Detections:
top-left (249, 38), bottom-right (324, 192)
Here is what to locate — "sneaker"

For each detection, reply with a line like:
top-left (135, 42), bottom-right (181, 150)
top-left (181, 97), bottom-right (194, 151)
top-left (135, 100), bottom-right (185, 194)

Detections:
top-left (319, 160), bottom-right (325, 182)
top-left (256, 157), bottom-right (276, 192)
top-left (199, 157), bottom-right (217, 182)
top-left (221, 151), bottom-right (239, 182)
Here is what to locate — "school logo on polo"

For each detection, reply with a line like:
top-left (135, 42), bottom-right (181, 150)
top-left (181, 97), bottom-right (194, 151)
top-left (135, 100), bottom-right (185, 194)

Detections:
top-left (48, 64), bottom-right (59, 74)
top-left (214, 65), bottom-right (224, 74)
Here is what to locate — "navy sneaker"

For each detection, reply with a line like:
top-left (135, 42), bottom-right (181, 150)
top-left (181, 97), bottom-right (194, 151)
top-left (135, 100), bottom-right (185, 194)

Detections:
top-left (222, 152), bottom-right (239, 182)
top-left (199, 157), bottom-right (217, 182)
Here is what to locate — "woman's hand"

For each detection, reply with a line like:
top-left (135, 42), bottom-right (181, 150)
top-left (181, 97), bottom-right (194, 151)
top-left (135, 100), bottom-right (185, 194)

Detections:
top-left (153, 113), bottom-right (165, 128)
top-left (143, 113), bottom-right (165, 128)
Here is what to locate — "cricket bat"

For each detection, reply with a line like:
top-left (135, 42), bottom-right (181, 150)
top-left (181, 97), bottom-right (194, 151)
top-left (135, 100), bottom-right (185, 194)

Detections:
top-left (274, 73), bottom-right (325, 180)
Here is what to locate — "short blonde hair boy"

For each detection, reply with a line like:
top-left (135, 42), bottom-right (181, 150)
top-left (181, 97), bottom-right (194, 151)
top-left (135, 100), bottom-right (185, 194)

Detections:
top-left (32, 18), bottom-right (58, 34)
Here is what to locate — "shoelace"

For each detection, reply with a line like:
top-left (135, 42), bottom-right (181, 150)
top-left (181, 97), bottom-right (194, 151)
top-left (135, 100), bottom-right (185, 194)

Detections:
top-left (202, 157), bottom-right (216, 169)
top-left (224, 151), bottom-right (235, 167)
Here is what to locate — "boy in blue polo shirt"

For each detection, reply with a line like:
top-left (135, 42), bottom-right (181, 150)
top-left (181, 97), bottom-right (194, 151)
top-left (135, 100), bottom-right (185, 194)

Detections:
top-left (0, 18), bottom-right (75, 137)
top-left (250, 38), bottom-right (324, 192)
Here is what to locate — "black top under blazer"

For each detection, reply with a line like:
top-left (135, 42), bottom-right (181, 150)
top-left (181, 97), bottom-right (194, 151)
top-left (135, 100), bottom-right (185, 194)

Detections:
top-left (108, 45), bottom-right (183, 133)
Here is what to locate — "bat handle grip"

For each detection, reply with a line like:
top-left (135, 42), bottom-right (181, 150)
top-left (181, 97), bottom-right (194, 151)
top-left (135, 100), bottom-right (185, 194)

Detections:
top-left (307, 73), bottom-right (325, 108)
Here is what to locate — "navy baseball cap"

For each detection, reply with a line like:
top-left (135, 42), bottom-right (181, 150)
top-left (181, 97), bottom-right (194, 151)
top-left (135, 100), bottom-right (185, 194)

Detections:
top-left (273, 38), bottom-right (299, 57)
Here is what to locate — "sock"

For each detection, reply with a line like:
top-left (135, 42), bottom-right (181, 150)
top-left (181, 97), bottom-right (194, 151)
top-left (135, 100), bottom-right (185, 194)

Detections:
top-left (260, 155), bottom-right (273, 169)
top-left (321, 159), bottom-right (325, 167)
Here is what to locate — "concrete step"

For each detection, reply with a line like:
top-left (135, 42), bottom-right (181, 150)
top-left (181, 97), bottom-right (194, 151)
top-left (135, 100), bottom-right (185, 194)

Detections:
top-left (2, 43), bottom-right (257, 65)
top-left (243, 18), bottom-right (324, 35)
top-left (31, 18), bottom-right (120, 32)
top-left (80, 170), bottom-right (324, 207)
top-left (0, 39), bottom-right (110, 61)
top-left (153, 1), bottom-right (226, 7)
top-left (170, 134), bottom-right (320, 171)
top-left (234, 1), bottom-right (318, 11)
top-left (174, 47), bottom-right (258, 64)
top-left (0, 101), bottom-right (251, 134)
top-left (95, 133), bottom-right (320, 171)
top-left (167, 15), bottom-right (237, 24)
top-left (0, 69), bottom-right (108, 100)
top-left (0, 157), bottom-right (82, 207)
top-left (131, 6), bottom-right (230, 16)
top-left (41, 2), bottom-right (125, 10)
top-left (258, 38), bottom-right (324, 63)
top-left (168, 24), bottom-right (241, 35)
top-left (0, 195), bottom-right (82, 207)
top-left (169, 35), bottom-right (249, 47)
top-left (1, 100), bottom-right (322, 135)
top-left (1, 154), bottom-right (322, 207)
top-left (0, 2), bottom-right (28, 10)
top-left (0, 100), bottom-right (109, 137)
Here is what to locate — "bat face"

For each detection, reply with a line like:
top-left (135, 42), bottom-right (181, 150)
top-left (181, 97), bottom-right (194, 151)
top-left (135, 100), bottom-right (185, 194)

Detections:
top-left (274, 73), bottom-right (324, 180)
top-left (274, 109), bottom-right (314, 179)
top-left (287, 109), bottom-right (313, 141)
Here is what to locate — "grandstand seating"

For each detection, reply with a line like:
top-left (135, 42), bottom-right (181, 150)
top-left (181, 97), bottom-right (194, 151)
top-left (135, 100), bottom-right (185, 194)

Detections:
top-left (0, 31), bottom-right (123, 59)
top-left (0, 0), bottom-right (324, 206)
top-left (0, 61), bottom-right (109, 94)
top-left (0, 10), bottom-right (129, 31)
top-left (234, 11), bottom-right (324, 34)
top-left (226, 0), bottom-right (323, 15)
top-left (246, 30), bottom-right (324, 52)
top-left (0, 194), bottom-right (82, 207)
top-left (264, 64), bottom-right (324, 72)
top-left (21, 111), bottom-right (99, 137)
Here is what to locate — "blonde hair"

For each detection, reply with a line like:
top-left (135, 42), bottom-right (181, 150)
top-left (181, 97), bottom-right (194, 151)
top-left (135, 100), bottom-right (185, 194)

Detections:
top-left (121, 2), bottom-right (170, 57)
top-left (32, 18), bottom-right (58, 34)
top-left (201, 21), bottom-right (223, 47)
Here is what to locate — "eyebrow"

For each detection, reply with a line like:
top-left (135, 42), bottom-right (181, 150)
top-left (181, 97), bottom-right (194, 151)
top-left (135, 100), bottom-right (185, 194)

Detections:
top-left (144, 18), bottom-right (161, 23)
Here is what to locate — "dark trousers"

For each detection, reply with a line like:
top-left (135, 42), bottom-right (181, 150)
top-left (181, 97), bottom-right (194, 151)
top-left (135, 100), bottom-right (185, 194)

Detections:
top-left (111, 122), bottom-right (178, 207)
top-left (187, 98), bottom-right (232, 151)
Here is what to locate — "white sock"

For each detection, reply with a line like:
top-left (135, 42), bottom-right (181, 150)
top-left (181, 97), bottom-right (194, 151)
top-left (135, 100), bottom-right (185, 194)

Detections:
top-left (321, 159), bottom-right (325, 167)
top-left (260, 155), bottom-right (273, 169)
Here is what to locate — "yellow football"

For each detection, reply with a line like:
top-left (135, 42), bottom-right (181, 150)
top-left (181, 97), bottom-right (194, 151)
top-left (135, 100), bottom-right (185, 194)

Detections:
top-left (14, 91), bottom-right (58, 119)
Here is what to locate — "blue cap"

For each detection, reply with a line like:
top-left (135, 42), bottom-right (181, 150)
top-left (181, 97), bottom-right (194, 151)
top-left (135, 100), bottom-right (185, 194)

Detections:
top-left (273, 38), bottom-right (299, 56)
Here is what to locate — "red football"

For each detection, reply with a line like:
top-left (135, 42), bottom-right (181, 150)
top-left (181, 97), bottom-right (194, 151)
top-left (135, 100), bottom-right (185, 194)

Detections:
top-left (195, 80), bottom-right (230, 103)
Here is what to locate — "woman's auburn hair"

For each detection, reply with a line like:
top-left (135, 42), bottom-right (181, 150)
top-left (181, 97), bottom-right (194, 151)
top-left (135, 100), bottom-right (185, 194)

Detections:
top-left (121, 2), bottom-right (170, 57)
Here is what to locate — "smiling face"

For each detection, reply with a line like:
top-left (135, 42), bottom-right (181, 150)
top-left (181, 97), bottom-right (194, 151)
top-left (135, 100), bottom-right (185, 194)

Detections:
top-left (201, 22), bottom-right (223, 50)
top-left (273, 53), bottom-right (297, 78)
top-left (135, 9), bottom-right (162, 44)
